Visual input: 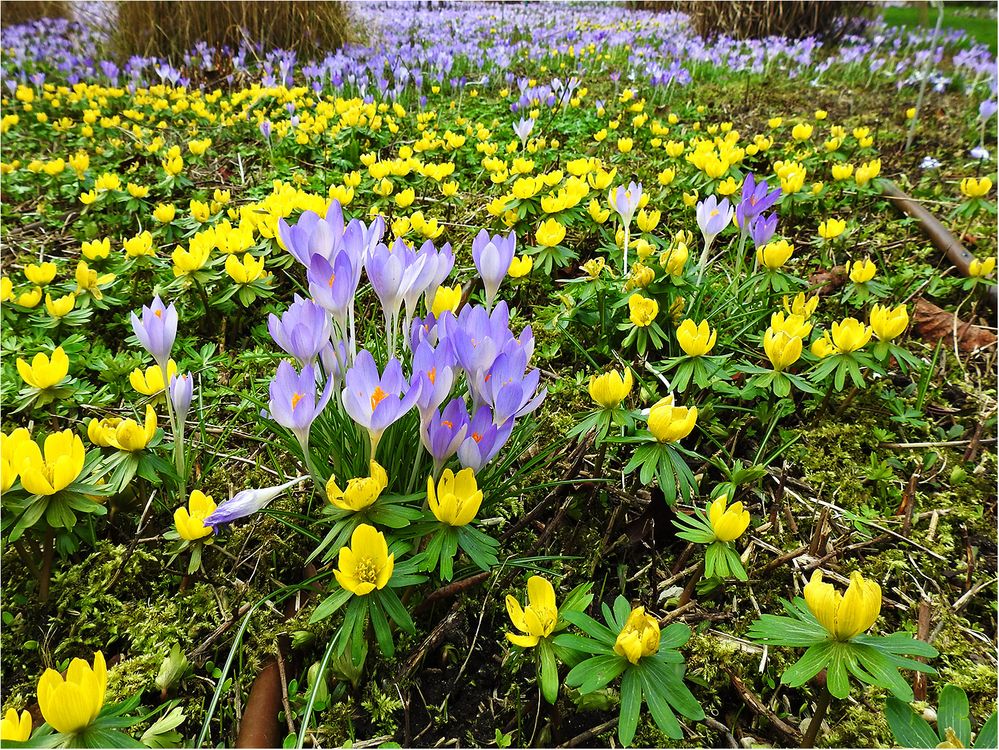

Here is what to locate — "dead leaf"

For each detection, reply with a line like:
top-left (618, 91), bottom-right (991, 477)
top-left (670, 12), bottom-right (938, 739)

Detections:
top-left (809, 265), bottom-right (847, 295)
top-left (912, 298), bottom-right (996, 353)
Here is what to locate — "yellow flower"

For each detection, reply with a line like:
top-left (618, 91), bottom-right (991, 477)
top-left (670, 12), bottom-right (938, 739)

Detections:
top-left (102, 404), bottom-right (157, 451)
top-left (818, 218), bottom-right (846, 239)
top-left (855, 158), bottom-right (881, 186)
top-left (188, 138), bottom-right (212, 156)
top-left (506, 575), bottom-right (558, 648)
top-left (395, 187), bottom-right (415, 208)
top-left (588, 198), bottom-right (610, 224)
top-left (708, 494), bottom-right (751, 542)
top-left (589, 368), bottom-right (633, 409)
top-left (814, 109), bottom-right (828, 120)
top-left (174, 490), bottom-right (217, 541)
top-left (768, 116), bottom-right (783, 129)
top-left (682, 190), bottom-right (698, 207)
top-left (126, 182), bottom-right (149, 198)
top-left (225, 253), bottom-right (266, 284)
top-left (628, 293), bottom-right (658, 327)
top-left (764, 329), bottom-right (803, 371)
top-left (25, 262), bottom-right (57, 285)
top-left (536, 218), bottom-right (566, 247)
top-left (613, 606), bottom-right (660, 664)
top-left (37, 651), bottom-right (107, 735)
top-left (162, 154), bottom-right (184, 176)
top-left (45, 292), bottom-right (76, 318)
top-left (428, 467), bottom-right (483, 527)
top-left (508, 255), bottom-right (533, 278)
top-left (123, 231), bottom-right (154, 258)
top-left (831, 163), bottom-right (854, 181)
top-left (333, 523), bottom-right (394, 596)
top-left (629, 263), bottom-right (655, 289)
top-left (172, 243), bottom-right (211, 276)
top-left (647, 395), bottom-right (697, 443)
top-left (129, 360), bottom-right (177, 395)
top-left (869, 303), bottom-right (908, 341)
top-left (75, 261), bottom-right (114, 299)
top-left (717, 176), bottom-right (739, 196)
top-left (960, 177), bottom-right (992, 198)
top-left (791, 123), bottom-right (813, 141)
top-left (770, 311), bottom-right (813, 339)
top-left (14, 430), bottom-right (86, 496)
top-left (2, 429), bottom-right (32, 493)
top-left (757, 239), bottom-right (794, 270)
top-left (847, 258), bottom-right (877, 283)
top-left (657, 167), bottom-right (675, 186)
top-left (189, 200), bottom-right (211, 223)
top-left (153, 203), bottom-right (176, 223)
top-left (81, 238), bottom-right (110, 260)
top-left (831, 318), bottom-right (873, 353)
top-left (804, 570), bottom-right (881, 640)
top-left (582, 257), bottom-right (606, 279)
top-left (676, 319), bottom-right (716, 356)
top-left (0, 708), bottom-right (31, 741)
top-left (17, 346), bottom-right (69, 390)
top-left (637, 208), bottom-right (660, 233)
top-left (783, 292), bottom-right (819, 319)
top-left (13, 286), bottom-right (42, 308)
top-left (79, 189), bottom-right (98, 205)
top-left (0, 276), bottom-right (10, 302)
top-left (969, 256), bottom-right (996, 277)
top-left (327, 461), bottom-right (388, 512)
top-left (661, 242), bottom-right (688, 276)
top-left (432, 284), bottom-right (462, 318)
top-left (811, 331), bottom-right (836, 358)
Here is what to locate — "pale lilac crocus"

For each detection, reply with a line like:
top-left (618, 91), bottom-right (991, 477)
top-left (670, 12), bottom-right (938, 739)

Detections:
top-left (412, 339), bottom-right (455, 427)
top-left (695, 195), bottom-right (734, 283)
top-left (366, 238), bottom-right (429, 355)
top-left (268, 295), bottom-right (333, 367)
top-left (475, 348), bottom-right (546, 426)
top-left (268, 361), bottom-right (334, 454)
top-left (130, 295), bottom-right (178, 370)
top-left (608, 181), bottom-right (643, 270)
top-left (457, 405), bottom-right (514, 472)
top-left (424, 397), bottom-right (470, 475)
top-left (169, 372), bottom-right (194, 425)
top-left (513, 116), bottom-right (535, 149)
top-left (341, 349), bottom-right (422, 457)
top-left (472, 229), bottom-right (516, 311)
top-left (204, 476), bottom-right (308, 528)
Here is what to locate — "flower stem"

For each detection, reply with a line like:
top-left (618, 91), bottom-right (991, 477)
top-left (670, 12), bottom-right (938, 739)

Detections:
top-left (801, 682), bottom-right (832, 748)
top-left (38, 525), bottom-right (54, 603)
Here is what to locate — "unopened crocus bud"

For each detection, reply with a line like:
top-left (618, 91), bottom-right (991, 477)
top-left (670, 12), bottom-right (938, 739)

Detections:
top-left (170, 372), bottom-right (194, 425)
top-left (203, 476), bottom-right (308, 528)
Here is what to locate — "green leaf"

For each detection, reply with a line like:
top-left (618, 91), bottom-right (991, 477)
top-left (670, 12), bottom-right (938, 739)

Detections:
top-left (637, 663), bottom-right (682, 739)
top-left (378, 587), bottom-right (415, 634)
top-left (562, 610), bottom-right (618, 645)
top-left (552, 633), bottom-right (614, 656)
top-left (781, 641), bottom-right (833, 688)
top-left (826, 643), bottom-right (852, 699)
top-left (748, 614), bottom-right (828, 648)
top-left (538, 639), bottom-right (559, 705)
top-left (618, 668), bottom-right (641, 747)
top-left (369, 598), bottom-right (394, 658)
top-left (309, 588), bottom-right (353, 624)
top-left (565, 654), bottom-right (628, 694)
top-left (973, 711), bottom-right (998, 749)
top-left (885, 697), bottom-right (938, 749)
top-left (937, 685), bottom-right (972, 747)
top-left (658, 623), bottom-right (691, 651)
top-left (851, 642), bottom-right (915, 701)
top-left (644, 658), bottom-right (704, 721)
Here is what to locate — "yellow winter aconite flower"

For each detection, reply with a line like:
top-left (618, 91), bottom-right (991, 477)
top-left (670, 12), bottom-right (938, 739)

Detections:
top-left (425, 281), bottom-right (461, 317)
top-left (536, 218), bottom-right (566, 247)
top-left (0, 276), bottom-right (11, 302)
top-left (37, 651), bottom-right (107, 735)
top-left (854, 158), bottom-right (881, 186)
top-left (582, 257), bottom-right (606, 279)
top-left (770, 311), bottom-right (812, 339)
top-left (129, 360), bottom-right (177, 395)
top-left (811, 331), bottom-right (836, 358)
top-left (126, 182), bottom-right (149, 198)
top-left (847, 258), bottom-right (877, 283)
top-left (174, 490), bottom-right (217, 541)
top-left (968, 256), bottom-right (996, 277)
top-left (508, 255), bottom-right (533, 278)
top-left (708, 494), bottom-right (751, 542)
top-left (17, 346), bottom-right (69, 390)
top-left (647, 395), bottom-right (697, 443)
top-left (0, 708), bottom-right (31, 741)
top-left (613, 606), bottom-right (660, 664)
top-left (428, 467), bottom-right (483, 527)
top-left (831, 318), bottom-right (873, 353)
top-left (676, 319), bottom-right (716, 356)
top-left (153, 203), bottom-right (176, 223)
top-left (869, 303), bottom-right (908, 341)
top-left (818, 218), bottom-right (846, 239)
top-left (783, 292), bottom-right (819, 319)
top-left (25, 262), bottom-right (57, 285)
top-left (14, 286), bottom-right (42, 308)
top-left (764, 329), bottom-right (803, 371)
top-left (804, 570), bottom-right (881, 641)
top-left (831, 163), bottom-right (854, 181)
top-left (46, 292), bottom-right (76, 318)
top-left (757, 239), bottom-right (794, 270)
top-left (172, 243), bottom-right (211, 276)
top-left (587, 198), bottom-right (610, 223)
top-left (636, 208), bottom-right (660, 233)
top-left (82, 238), bottom-right (111, 260)
top-left (334, 523), bottom-right (394, 596)
top-left (791, 123), bottom-right (813, 141)
top-left (93, 404), bottom-right (157, 451)
top-left (75, 261), bottom-right (114, 299)
top-left (2, 429), bottom-right (32, 493)
top-left (617, 137), bottom-right (633, 153)
top-left (123, 231), bottom-right (154, 258)
top-left (589, 368), bottom-right (632, 409)
top-left (15, 430), bottom-right (86, 496)
top-left (226, 253), bottom-right (266, 284)
top-left (628, 294), bottom-right (658, 327)
top-left (506, 575), bottom-right (558, 648)
top-left (960, 176), bottom-right (992, 198)
top-left (188, 137), bottom-right (212, 155)
top-left (327, 461), bottom-right (388, 512)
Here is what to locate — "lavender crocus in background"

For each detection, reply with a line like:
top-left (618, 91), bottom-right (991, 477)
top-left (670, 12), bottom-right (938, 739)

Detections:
top-left (695, 195), bottom-right (735, 283)
top-left (205, 476), bottom-right (308, 528)
top-left (608, 181), bottom-right (643, 271)
top-left (268, 295), bottom-right (333, 367)
top-left (471, 230), bottom-right (516, 311)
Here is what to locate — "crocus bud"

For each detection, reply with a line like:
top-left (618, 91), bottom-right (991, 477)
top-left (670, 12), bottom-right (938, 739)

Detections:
top-left (203, 476), bottom-right (308, 528)
top-left (170, 372), bottom-right (194, 425)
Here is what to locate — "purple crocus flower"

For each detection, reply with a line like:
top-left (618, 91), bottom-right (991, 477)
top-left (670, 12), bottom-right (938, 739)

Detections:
top-left (169, 372), bottom-right (194, 425)
top-left (204, 476), bottom-right (308, 528)
top-left (341, 349), bottom-right (422, 456)
top-left (512, 116), bottom-right (534, 148)
top-left (475, 348), bottom-right (546, 426)
top-left (424, 397), bottom-right (470, 473)
top-left (471, 229), bottom-right (516, 311)
top-left (278, 201), bottom-right (346, 267)
top-left (130, 295), bottom-right (178, 369)
top-left (735, 173), bottom-right (781, 231)
top-left (696, 195), bottom-right (734, 248)
top-left (750, 212), bottom-right (778, 248)
top-left (457, 405), bottom-right (514, 472)
top-left (260, 119), bottom-right (272, 139)
top-left (307, 250), bottom-right (359, 328)
top-left (608, 182), bottom-right (643, 228)
top-left (268, 295), bottom-right (333, 367)
top-left (268, 361), bottom-right (334, 453)
top-left (412, 339), bottom-right (455, 426)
